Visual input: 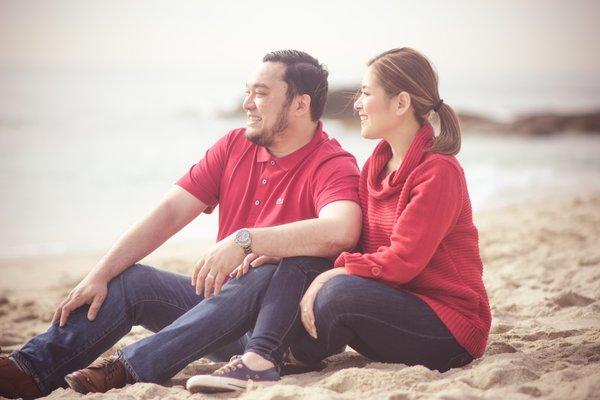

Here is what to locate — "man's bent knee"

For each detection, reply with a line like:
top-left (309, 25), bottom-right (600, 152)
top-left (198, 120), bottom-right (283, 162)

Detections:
top-left (278, 256), bottom-right (332, 276)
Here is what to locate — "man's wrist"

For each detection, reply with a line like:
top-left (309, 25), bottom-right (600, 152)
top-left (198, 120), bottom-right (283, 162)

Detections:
top-left (88, 259), bottom-right (118, 283)
top-left (234, 228), bottom-right (253, 255)
top-left (87, 269), bottom-right (111, 284)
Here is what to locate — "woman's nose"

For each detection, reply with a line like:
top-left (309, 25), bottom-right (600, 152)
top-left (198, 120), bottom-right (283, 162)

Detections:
top-left (354, 99), bottom-right (362, 111)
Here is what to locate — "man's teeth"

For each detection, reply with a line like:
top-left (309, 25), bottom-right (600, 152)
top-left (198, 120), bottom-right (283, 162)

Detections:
top-left (360, 115), bottom-right (368, 121)
top-left (248, 116), bottom-right (262, 121)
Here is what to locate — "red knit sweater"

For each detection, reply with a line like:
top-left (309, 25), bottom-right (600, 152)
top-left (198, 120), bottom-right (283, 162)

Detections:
top-left (334, 124), bottom-right (491, 357)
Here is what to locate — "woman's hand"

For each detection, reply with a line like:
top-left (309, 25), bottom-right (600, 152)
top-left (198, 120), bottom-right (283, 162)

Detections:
top-left (229, 253), bottom-right (281, 279)
top-left (300, 267), bottom-right (347, 339)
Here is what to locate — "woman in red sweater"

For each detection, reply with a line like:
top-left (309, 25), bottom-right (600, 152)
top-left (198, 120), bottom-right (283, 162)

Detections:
top-left (291, 47), bottom-right (492, 372)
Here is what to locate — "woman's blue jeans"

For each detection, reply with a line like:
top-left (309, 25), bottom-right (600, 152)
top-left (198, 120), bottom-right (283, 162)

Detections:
top-left (243, 256), bottom-right (332, 367)
top-left (289, 274), bottom-right (474, 372)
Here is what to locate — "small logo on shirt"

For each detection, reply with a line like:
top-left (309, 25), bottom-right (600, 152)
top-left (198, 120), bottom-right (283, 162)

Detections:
top-left (276, 198), bottom-right (284, 205)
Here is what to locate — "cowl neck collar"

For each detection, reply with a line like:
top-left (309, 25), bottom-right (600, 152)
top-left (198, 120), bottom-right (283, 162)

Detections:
top-left (367, 123), bottom-right (434, 199)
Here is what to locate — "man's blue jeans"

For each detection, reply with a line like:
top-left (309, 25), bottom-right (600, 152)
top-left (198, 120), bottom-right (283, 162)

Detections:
top-left (11, 262), bottom-right (277, 395)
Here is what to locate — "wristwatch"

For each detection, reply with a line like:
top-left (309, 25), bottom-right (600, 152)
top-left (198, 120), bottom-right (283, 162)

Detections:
top-left (234, 228), bottom-right (253, 255)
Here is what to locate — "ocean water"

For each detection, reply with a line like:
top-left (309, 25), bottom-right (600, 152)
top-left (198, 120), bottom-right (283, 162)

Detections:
top-left (1, 69), bottom-right (599, 260)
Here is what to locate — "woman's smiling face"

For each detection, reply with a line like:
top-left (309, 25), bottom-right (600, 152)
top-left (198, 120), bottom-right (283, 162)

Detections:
top-left (354, 66), bottom-right (398, 140)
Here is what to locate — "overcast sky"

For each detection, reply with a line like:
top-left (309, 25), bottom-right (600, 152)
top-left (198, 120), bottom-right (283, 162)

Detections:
top-left (1, 0), bottom-right (599, 88)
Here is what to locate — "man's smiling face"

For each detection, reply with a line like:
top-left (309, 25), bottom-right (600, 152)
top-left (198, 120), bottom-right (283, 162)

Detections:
top-left (242, 62), bottom-right (292, 147)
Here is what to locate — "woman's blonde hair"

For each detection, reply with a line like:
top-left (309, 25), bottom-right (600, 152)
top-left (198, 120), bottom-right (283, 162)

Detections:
top-left (367, 47), bottom-right (461, 155)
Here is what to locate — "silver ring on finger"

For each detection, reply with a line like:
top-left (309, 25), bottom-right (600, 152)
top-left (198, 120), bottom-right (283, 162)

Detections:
top-left (207, 273), bottom-right (215, 280)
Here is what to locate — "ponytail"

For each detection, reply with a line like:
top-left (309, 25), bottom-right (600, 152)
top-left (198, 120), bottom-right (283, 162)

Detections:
top-left (429, 102), bottom-right (461, 155)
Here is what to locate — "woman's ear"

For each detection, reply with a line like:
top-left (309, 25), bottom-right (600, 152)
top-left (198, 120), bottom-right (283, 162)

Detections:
top-left (395, 91), bottom-right (411, 116)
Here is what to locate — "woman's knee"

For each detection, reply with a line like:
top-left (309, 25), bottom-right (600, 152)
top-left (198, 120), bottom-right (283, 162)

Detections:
top-left (314, 274), bottom-right (359, 319)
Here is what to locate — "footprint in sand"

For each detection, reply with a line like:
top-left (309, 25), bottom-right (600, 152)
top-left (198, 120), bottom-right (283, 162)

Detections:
top-left (0, 333), bottom-right (25, 347)
top-left (578, 255), bottom-right (600, 266)
top-left (461, 366), bottom-right (539, 390)
top-left (490, 323), bottom-right (513, 334)
top-left (520, 329), bottom-right (583, 341)
top-left (518, 385), bottom-right (543, 397)
top-left (486, 341), bottom-right (518, 355)
top-left (553, 291), bottom-right (594, 308)
top-left (11, 313), bottom-right (39, 323)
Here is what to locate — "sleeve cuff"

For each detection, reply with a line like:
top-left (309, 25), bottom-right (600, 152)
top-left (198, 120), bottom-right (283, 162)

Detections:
top-left (175, 182), bottom-right (217, 213)
top-left (343, 253), bottom-right (384, 279)
top-left (334, 252), bottom-right (347, 267)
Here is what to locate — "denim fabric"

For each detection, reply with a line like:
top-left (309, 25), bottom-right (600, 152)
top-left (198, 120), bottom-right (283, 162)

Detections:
top-left (244, 256), bottom-right (332, 367)
top-left (290, 274), bottom-right (474, 372)
top-left (12, 263), bottom-right (275, 395)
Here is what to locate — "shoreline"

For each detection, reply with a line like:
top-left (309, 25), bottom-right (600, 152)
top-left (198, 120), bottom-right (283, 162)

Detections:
top-left (1, 195), bottom-right (599, 399)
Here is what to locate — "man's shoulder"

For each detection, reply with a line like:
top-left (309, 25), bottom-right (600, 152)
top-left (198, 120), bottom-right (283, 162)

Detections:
top-left (312, 132), bottom-right (356, 162)
top-left (309, 135), bottom-right (359, 176)
top-left (222, 127), bottom-right (248, 143)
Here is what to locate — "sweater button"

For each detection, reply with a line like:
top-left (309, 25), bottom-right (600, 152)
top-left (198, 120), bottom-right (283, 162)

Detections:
top-left (371, 267), bottom-right (381, 277)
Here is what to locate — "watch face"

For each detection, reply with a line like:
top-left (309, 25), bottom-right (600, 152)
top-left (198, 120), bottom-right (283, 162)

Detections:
top-left (236, 229), bottom-right (251, 246)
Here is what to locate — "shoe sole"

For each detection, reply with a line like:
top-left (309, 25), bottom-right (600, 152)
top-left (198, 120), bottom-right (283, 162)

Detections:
top-left (186, 375), bottom-right (276, 393)
top-left (281, 361), bottom-right (326, 376)
top-left (64, 374), bottom-right (89, 394)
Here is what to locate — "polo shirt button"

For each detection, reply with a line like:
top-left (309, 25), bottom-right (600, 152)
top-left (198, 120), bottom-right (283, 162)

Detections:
top-left (254, 200), bottom-right (261, 206)
top-left (270, 160), bottom-right (276, 166)
top-left (261, 178), bottom-right (268, 185)
top-left (371, 267), bottom-right (381, 277)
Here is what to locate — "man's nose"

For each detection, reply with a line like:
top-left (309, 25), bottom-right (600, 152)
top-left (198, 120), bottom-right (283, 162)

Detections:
top-left (243, 96), bottom-right (255, 111)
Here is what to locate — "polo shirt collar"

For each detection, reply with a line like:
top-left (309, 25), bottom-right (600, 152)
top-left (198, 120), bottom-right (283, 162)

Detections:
top-left (256, 121), bottom-right (327, 171)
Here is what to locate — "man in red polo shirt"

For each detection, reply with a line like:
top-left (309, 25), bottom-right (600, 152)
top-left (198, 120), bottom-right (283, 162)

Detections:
top-left (1, 50), bottom-right (361, 399)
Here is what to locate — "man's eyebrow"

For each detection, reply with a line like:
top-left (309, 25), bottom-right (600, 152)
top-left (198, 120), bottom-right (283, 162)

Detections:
top-left (361, 85), bottom-right (370, 89)
top-left (246, 82), bottom-right (271, 90)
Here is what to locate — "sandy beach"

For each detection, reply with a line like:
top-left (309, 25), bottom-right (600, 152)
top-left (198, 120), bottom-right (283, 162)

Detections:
top-left (1, 195), bottom-right (599, 399)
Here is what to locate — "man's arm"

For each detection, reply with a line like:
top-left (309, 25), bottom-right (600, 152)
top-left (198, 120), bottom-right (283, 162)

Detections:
top-left (89, 186), bottom-right (207, 282)
top-left (55, 185), bottom-right (207, 326)
top-left (194, 200), bottom-right (362, 297)
top-left (249, 200), bottom-right (362, 258)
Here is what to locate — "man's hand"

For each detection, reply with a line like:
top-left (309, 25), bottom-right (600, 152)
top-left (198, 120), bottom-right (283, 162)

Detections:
top-left (300, 267), bottom-right (347, 339)
top-left (229, 253), bottom-right (281, 279)
top-left (52, 277), bottom-right (108, 327)
top-left (191, 236), bottom-right (246, 297)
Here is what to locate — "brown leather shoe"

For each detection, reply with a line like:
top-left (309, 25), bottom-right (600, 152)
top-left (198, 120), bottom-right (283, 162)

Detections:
top-left (0, 356), bottom-right (43, 399)
top-left (64, 356), bottom-right (128, 394)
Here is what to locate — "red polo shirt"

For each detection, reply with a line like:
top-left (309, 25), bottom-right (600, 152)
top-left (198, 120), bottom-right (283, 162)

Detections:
top-left (177, 122), bottom-right (360, 241)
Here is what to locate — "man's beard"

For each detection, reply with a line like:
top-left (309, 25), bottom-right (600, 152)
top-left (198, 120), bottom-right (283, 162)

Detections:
top-left (246, 102), bottom-right (291, 147)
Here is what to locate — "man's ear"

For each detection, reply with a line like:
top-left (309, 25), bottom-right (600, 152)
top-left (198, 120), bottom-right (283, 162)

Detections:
top-left (295, 94), bottom-right (312, 117)
top-left (395, 91), bottom-right (411, 116)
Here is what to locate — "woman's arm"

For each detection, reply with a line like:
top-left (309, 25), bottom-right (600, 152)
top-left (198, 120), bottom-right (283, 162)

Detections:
top-left (337, 159), bottom-right (463, 285)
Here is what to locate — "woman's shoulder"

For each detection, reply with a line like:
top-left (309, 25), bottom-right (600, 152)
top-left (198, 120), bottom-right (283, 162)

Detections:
top-left (414, 152), bottom-right (465, 178)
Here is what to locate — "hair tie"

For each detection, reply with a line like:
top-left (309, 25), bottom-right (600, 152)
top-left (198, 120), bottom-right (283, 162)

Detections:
top-left (433, 99), bottom-right (444, 112)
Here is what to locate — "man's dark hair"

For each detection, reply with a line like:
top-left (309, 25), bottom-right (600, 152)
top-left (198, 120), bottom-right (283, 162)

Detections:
top-left (263, 50), bottom-right (329, 122)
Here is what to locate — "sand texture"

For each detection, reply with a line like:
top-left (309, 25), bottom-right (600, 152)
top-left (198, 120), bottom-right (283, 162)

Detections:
top-left (1, 195), bottom-right (599, 399)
